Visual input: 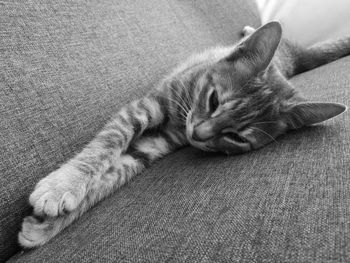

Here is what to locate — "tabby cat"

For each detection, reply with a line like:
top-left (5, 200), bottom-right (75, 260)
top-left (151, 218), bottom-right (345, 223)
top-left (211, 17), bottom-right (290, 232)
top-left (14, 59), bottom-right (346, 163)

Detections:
top-left (19, 22), bottom-right (347, 247)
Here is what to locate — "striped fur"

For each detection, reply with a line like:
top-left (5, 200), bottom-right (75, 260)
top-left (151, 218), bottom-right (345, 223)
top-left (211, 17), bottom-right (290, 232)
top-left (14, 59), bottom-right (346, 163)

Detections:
top-left (19, 22), bottom-right (348, 247)
top-left (19, 94), bottom-right (188, 247)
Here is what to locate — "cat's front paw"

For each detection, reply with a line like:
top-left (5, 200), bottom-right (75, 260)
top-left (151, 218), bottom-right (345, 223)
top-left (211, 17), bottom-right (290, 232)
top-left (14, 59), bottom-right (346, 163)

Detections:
top-left (29, 166), bottom-right (86, 217)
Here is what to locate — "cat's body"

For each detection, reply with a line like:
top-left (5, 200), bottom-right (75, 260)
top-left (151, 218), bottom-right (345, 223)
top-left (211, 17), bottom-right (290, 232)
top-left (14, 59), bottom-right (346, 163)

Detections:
top-left (19, 22), bottom-right (347, 247)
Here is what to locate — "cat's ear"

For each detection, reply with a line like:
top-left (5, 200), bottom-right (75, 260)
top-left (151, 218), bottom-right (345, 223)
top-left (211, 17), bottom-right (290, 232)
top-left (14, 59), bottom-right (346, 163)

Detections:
top-left (228, 21), bottom-right (282, 76)
top-left (283, 102), bottom-right (347, 129)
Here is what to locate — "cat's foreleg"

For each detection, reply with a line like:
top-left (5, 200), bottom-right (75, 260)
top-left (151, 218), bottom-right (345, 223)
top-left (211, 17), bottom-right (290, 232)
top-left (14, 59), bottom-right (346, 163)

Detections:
top-left (29, 97), bottom-right (164, 217)
top-left (19, 130), bottom-right (186, 247)
top-left (18, 96), bottom-right (168, 247)
top-left (18, 153), bottom-right (147, 248)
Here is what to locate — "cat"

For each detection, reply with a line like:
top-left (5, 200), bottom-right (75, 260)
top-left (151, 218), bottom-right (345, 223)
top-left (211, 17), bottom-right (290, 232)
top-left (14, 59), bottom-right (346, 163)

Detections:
top-left (19, 21), bottom-right (347, 248)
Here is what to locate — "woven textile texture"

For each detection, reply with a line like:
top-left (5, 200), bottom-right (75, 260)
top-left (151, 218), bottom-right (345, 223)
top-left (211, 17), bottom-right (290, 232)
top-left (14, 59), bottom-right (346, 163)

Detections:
top-left (8, 55), bottom-right (350, 262)
top-left (0, 0), bottom-right (260, 261)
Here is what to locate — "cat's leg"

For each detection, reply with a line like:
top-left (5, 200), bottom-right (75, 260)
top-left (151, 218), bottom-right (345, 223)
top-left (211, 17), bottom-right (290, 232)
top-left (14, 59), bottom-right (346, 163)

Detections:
top-left (19, 154), bottom-right (144, 248)
top-left (19, 129), bottom-right (187, 247)
top-left (289, 36), bottom-right (350, 76)
top-left (18, 96), bottom-right (167, 246)
top-left (28, 97), bottom-right (165, 217)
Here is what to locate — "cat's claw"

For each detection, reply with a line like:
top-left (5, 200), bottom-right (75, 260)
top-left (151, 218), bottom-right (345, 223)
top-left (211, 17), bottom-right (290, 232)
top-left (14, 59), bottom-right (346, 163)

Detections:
top-left (29, 167), bottom-right (86, 217)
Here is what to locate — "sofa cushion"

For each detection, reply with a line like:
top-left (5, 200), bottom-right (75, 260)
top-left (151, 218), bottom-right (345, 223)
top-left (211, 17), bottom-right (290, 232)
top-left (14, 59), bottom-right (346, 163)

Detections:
top-left (9, 56), bottom-right (350, 262)
top-left (0, 0), bottom-right (260, 261)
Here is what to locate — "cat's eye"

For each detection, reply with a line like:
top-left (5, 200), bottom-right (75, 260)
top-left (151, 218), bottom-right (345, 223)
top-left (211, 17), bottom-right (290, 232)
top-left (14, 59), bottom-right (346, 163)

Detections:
top-left (208, 89), bottom-right (219, 113)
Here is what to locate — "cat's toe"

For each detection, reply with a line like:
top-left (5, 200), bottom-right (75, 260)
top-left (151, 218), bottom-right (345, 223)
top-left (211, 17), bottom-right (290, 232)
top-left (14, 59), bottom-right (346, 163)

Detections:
top-left (29, 170), bottom-right (85, 217)
top-left (18, 216), bottom-right (51, 248)
top-left (30, 187), bottom-right (80, 217)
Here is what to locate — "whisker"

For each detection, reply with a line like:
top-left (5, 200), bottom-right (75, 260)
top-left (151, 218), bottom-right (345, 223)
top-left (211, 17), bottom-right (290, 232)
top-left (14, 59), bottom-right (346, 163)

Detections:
top-left (172, 79), bottom-right (191, 112)
top-left (177, 79), bottom-right (192, 109)
top-left (171, 91), bottom-right (190, 115)
top-left (169, 82), bottom-right (191, 113)
top-left (160, 93), bottom-right (189, 118)
top-left (156, 96), bottom-right (188, 124)
top-left (164, 109), bottom-right (187, 122)
top-left (227, 72), bottom-right (235, 91)
top-left (251, 121), bottom-right (279, 125)
top-left (250, 126), bottom-right (278, 143)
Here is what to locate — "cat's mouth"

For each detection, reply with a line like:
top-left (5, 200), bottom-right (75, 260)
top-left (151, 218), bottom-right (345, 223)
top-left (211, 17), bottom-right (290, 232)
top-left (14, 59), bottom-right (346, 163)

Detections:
top-left (221, 128), bottom-right (249, 144)
top-left (217, 127), bottom-right (252, 154)
top-left (188, 126), bottom-right (252, 153)
top-left (186, 112), bottom-right (251, 153)
top-left (191, 130), bottom-right (249, 144)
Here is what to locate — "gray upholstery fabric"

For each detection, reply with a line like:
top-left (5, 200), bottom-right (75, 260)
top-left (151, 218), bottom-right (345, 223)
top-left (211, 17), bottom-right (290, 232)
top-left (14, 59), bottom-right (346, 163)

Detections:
top-left (0, 0), bottom-right (260, 261)
top-left (8, 56), bottom-right (350, 262)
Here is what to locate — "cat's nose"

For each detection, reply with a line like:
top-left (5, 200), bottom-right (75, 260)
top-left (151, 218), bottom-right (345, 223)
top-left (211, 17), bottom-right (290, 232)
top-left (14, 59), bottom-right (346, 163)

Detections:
top-left (192, 122), bottom-right (215, 141)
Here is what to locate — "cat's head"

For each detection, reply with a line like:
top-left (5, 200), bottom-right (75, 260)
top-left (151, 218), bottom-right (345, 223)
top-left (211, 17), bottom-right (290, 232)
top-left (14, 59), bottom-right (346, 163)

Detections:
top-left (184, 21), bottom-right (346, 154)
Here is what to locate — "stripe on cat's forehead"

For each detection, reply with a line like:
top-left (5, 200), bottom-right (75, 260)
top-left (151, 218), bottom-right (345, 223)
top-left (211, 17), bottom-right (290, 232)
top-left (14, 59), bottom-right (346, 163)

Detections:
top-left (196, 72), bottom-right (213, 93)
top-left (221, 91), bottom-right (234, 102)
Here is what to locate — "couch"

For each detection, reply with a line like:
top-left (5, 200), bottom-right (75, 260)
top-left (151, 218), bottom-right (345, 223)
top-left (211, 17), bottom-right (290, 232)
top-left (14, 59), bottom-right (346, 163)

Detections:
top-left (1, 1), bottom-right (349, 262)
